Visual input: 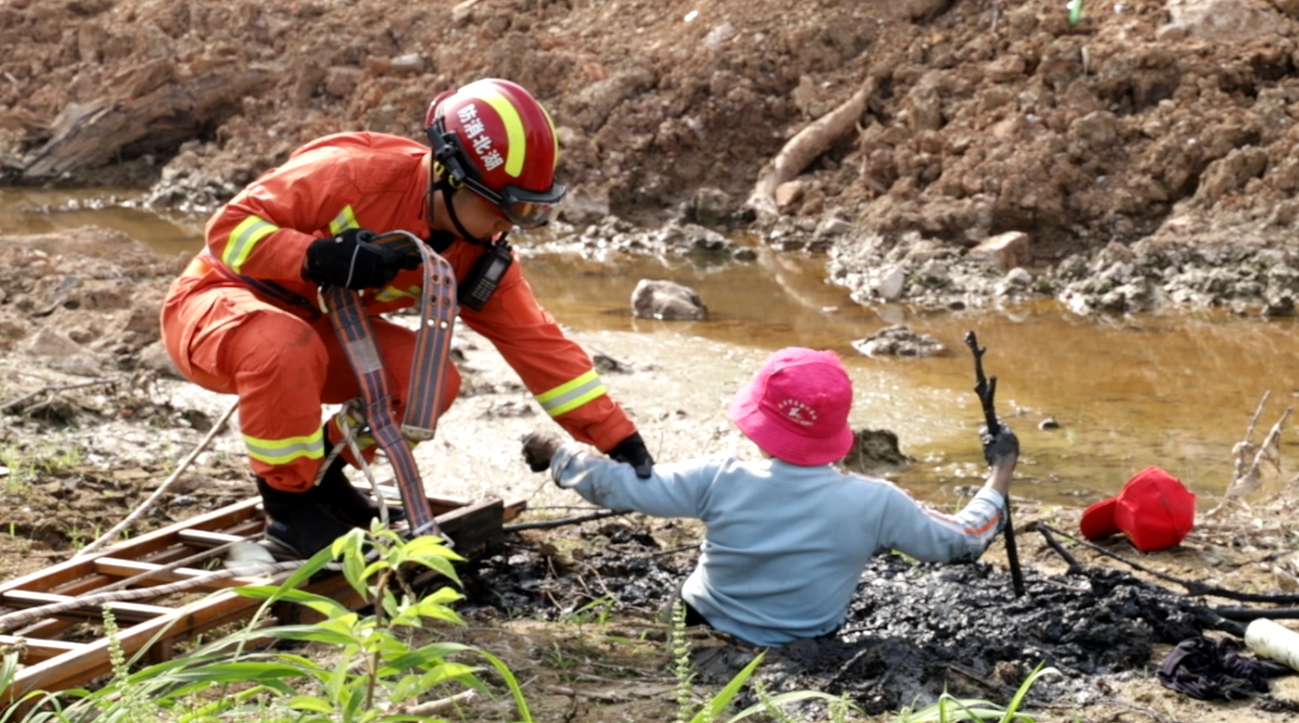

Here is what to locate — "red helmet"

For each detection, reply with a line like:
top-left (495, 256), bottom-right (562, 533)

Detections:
top-left (425, 79), bottom-right (566, 228)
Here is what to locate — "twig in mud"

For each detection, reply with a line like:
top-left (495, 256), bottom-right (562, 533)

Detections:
top-left (548, 686), bottom-right (631, 703)
top-left (76, 399), bottom-right (240, 557)
top-left (1033, 523), bottom-right (1085, 575)
top-left (503, 509), bottom-right (627, 532)
top-left (645, 544), bottom-right (701, 559)
top-left (0, 377), bottom-right (117, 413)
top-left (1213, 606), bottom-right (1299, 621)
top-left (1037, 522), bottom-right (1299, 605)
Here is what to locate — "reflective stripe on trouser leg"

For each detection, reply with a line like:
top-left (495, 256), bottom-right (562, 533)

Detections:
top-left (163, 283), bottom-right (333, 493)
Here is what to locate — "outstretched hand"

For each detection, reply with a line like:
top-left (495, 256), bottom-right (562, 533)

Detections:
top-left (521, 430), bottom-right (564, 473)
top-left (608, 432), bottom-right (654, 479)
top-left (979, 422), bottom-right (1019, 467)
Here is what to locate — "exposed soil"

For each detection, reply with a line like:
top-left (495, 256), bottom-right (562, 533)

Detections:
top-left (7, 0), bottom-right (1299, 720)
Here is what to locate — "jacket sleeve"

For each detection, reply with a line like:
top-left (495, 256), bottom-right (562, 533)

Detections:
top-left (871, 483), bottom-right (1005, 563)
top-left (204, 152), bottom-right (354, 283)
top-left (550, 442), bottom-right (719, 517)
top-left (459, 259), bottom-right (637, 452)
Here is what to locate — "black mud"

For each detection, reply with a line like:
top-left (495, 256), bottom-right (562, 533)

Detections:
top-left (458, 520), bottom-right (1265, 715)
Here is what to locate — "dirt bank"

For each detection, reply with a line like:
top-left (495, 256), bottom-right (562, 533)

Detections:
top-left (6, 0), bottom-right (1299, 313)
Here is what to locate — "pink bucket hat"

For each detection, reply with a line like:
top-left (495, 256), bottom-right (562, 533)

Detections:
top-left (727, 347), bottom-right (855, 466)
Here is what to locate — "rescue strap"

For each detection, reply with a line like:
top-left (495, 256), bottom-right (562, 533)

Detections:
top-left (319, 230), bottom-right (459, 541)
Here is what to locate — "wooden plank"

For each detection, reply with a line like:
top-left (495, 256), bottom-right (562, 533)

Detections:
top-left (436, 499), bottom-right (504, 555)
top-left (93, 558), bottom-right (264, 590)
top-left (0, 498), bottom-right (262, 596)
top-left (0, 636), bottom-right (85, 664)
top-left (2, 591), bottom-right (173, 622)
top-left (8, 587), bottom-right (259, 701)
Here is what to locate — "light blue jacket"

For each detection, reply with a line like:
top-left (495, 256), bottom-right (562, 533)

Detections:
top-left (550, 443), bottom-right (1006, 647)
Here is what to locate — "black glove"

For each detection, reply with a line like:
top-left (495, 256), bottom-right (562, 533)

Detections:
top-left (304, 229), bottom-right (420, 290)
top-left (979, 422), bottom-right (1019, 467)
top-left (521, 431), bottom-right (563, 473)
top-left (608, 432), bottom-right (654, 479)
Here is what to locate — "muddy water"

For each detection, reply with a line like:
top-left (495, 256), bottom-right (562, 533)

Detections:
top-left (518, 241), bottom-right (1299, 509)
top-left (7, 190), bottom-right (1298, 508)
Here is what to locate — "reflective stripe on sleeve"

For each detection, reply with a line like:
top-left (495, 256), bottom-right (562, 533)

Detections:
top-left (243, 429), bottom-right (325, 466)
top-left (223, 216), bottom-right (280, 273)
top-left (328, 206), bottom-right (361, 235)
top-left (535, 370), bottom-right (606, 417)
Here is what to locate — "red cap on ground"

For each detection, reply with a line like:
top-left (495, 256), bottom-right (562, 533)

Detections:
top-left (1079, 467), bottom-right (1196, 552)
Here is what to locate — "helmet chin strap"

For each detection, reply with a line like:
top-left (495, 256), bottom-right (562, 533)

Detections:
top-left (436, 179), bottom-right (495, 246)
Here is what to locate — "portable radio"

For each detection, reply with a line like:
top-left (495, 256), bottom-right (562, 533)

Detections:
top-left (459, 239), bottom-right (513, 310)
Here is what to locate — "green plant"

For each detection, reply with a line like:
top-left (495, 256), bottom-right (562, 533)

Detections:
top-left (1066, 0), bottom-right (1083, 27)
top-left (100, 606), bottom-right (151, 723)
top-left (562, 595), bottom-right (616, 625)
top-left (3, 525), bottom-right (534, 723)
top-left (666, 599), bottom-right (843, 723)
top-left (894, 662), bottom-right (1060, 723)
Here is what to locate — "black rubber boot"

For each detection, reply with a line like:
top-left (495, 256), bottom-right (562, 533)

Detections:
top-left (307, 455), bottom-right (405, 528)
top-left (257, 477), bottom-right (353, 558)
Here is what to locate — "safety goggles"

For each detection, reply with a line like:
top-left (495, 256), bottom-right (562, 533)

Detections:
top-left (459, 174), bottom-right (567, 229)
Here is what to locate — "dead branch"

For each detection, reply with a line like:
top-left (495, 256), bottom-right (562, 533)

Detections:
top-left (747, 74), bottom-right (881, 218)
top-left (0, 378), bottom-right (117, 413)
top-left (403, 690), bottom-right (478, 716)
top-left (1036, 522), bottom-right (1299, 605)
top-left (502, 509), bottom-right (626, 532)
top-left (1211, 394), bottom-right (1291, 516)
top-left (76, 399), bottom-right (239, 557)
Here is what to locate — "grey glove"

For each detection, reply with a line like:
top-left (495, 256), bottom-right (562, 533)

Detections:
top-left (522, 430), bottom-right (564, 473)
top-left (979, 422), bottom-right (1019, 467)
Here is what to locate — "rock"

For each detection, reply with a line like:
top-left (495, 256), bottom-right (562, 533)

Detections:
top-left (686, 187), bottom-right (734, 228)
top-left (875, 265), bottom-right (907, 301)
top-left (631, 279), bottom-right (707, 321)
top-left (838, 428), bottom-right (915, 474)
top-left (775, 181), bottom-right (805, 209)
top-left (656, 223), bottom-right (733, 255)
top-left (22, 328), bottom-right (83, 358)
top-left (851, 324), bottom-right (946, 358)
top-left (560, 185), bottom-right (611, 225)
top-left (1164, 0), bottom-right (1281, 42)
top-left (969, 231), bottom-right (1029, 274)
top-left (139, 340), bottom-right (183, 379)
top-left (323, 67), bottom-right (363, 97)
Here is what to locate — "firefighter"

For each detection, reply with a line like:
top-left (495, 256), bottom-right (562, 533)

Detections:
top-left (161, 78), bottom-right (654, 557)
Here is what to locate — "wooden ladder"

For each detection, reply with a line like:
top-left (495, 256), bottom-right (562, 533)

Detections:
top-left (0, 490), bottom-right (522, 705)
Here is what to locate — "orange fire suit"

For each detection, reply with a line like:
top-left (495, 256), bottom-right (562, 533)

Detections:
top-left (160, 132), bottom-right (637, 493)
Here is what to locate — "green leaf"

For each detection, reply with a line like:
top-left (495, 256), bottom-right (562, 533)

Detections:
top-left (234, 587), bottom-right (351, 617)
top-left (384, 642), bottom-right (476, 672)
top-left (690, 651), bottom-right (765, 723)
top-left (289, 695), bottom-right (336, 713)
top-left (725, 691), bottom-right (847, 722)
top-left (164, 661), bottom-right (307, 684)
